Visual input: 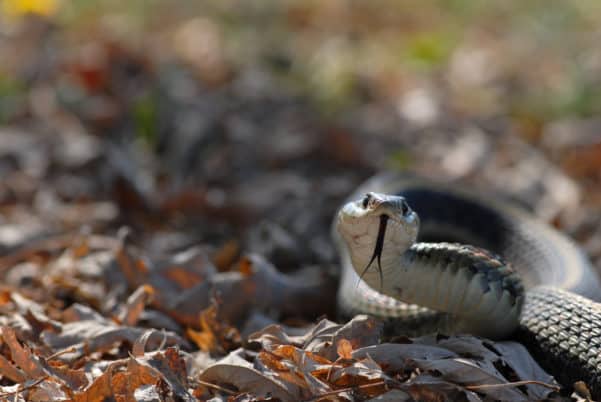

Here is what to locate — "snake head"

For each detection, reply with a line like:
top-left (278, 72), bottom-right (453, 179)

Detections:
top-left (336, 192), bottom-right (420, 274)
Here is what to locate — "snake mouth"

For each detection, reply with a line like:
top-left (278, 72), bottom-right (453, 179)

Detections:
top-left (358, 213), bottom-right (389, 291)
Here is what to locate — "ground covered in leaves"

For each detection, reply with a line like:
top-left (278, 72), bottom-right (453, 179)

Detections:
top-left (2, 2), bottom-right (601, 401)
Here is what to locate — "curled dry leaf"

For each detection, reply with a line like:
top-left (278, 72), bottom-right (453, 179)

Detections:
top-left (118, 284), bottom-right (155, 326)
top-left (41, 318), bottom-right (190, 360)
top-left (132, 329), bottom-right (166, 357)
top-left (200, 349), bottom-right (300, 401)
top-left (186, 303), bottom-right (241, 353)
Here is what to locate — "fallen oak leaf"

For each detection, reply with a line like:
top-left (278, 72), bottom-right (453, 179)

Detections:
top-left (142, 347), bottom-right (192, 400)
top-left (247, 322), bottom-right (317, 351)
top-left (71, 358), bottom-right (165, 402)
top-left (264, 345), bottom-right (332, 396)
top-left (2, 326), bottom-right (46, 378)
top-left (186, 303), bottom-right (241, 354)
top-left (117, 284), bottom-right (155, 326)
top-left (412, 357), bottom-right (530, 401)
top-left (0, 352), bottom-right (27, 382)
top-left (416, 334), bottom-right (557, 399)
top-left (256, 349), bottom-right (311, 391)
top-left (305, 315), bottom-right (382, 361)
top-left (352, 342), bottom-right (458, 371)
top-left (2, 325), bottom-right (89, 390)
top-left (41, 319), bottom-right (190, 360)
top-left (200, 348), bottom-right (300, 401)
top-left (68, 340), bottom-right (190, 401)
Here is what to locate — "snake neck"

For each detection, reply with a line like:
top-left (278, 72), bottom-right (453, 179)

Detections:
top-left (354, 242), bottom-right (525, 339)
top-left (347, 240), bottom-right (404, 282)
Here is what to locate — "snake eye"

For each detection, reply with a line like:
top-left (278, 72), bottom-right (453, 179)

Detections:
top-left (362, 194), bottom-right (371, 208)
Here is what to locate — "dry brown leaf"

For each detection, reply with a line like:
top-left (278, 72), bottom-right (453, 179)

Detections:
top-left (118, 284), bottom-right (155, 326)
top-left (200, 349), bottom-right (300, 401)
top-left (186, 304), bottom-right (241, 353)
top-left (238, 255), bottom-right (254, 276)
top-left (40, 361), bottom-right (89, 392)
top-left (116, 246), bottom-right (149, 287)
top-left (352, 342), bottom-right (458, 370)
top-left (417, 334), bottom-right (557, 399)
top-left (2, 326), bottom-right (46, 378)
top-left (160, 266), bottom-right (205, 289)
top-left (0, 353), bottom-right (27, 382)
top-left (72, 358), bottom-right (162, 402)
top-left (41, 319), bottom-right (189, 359)
top-left (26, 378), bottom-right (70, 401)
top-left (212, 239), bottom-right (240, 271)
top-left (306, 315), bottom-right (382, 361)
top-left (0, 290), bottom-right (12, 306)
top-left (256, 349), bottom-right (310, 391)
top-left (77, 348), bottom-right (193, 401)
top-left (143, 347), bottom-right (191, 398)
top-left (336, 338), bottom-right (353, 360)
top-left (248, 324), bottom-right (297, 351)
top-left (414, 358), bottom-right (530, 401)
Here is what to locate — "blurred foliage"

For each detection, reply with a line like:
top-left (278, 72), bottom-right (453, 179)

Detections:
top-left (0, 73), bottom-right (25, 123)
top-left (2, 0), bottom-right (601, 126)
top-left (132, 90), bottom-right (158, 147)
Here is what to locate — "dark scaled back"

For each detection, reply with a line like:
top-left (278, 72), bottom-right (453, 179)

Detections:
top-left (398, 187), bottom-right (510, 251)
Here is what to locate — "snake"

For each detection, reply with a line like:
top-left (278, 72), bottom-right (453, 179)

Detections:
top-left (333, 172), bottom-right (601, 397)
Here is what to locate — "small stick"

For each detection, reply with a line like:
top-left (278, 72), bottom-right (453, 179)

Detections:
top-left (465, 380), bottom-right (560, 392)
top-left (46, 347), bottom-right (77, 361)
top-left (196, 379), bottom-right (237, 395)
top-left (0, 377), bottom-right (48, 398)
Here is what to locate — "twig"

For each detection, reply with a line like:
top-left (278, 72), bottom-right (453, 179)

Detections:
top-left (0, 377), bottom-right (48, 398)
top-left (196, 379), bottom-right (238, 395)
top-left (465, 380), bottom-right (560, 392)
top-left (46, 347), bottom-right (77, 361)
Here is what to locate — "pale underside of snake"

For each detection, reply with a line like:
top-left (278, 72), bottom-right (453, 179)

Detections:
top-left (333, 173), bottom-right (601, 398)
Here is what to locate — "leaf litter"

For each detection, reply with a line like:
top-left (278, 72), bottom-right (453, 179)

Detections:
top-left (3, 8), bottom-right (601, 401)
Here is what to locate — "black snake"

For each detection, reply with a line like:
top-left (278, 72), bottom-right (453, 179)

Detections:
top-left (334, 173), bottom-right (601, 397)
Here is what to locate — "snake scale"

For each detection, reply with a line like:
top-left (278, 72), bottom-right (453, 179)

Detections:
top-left (334, 173), bottom-right (601, 397)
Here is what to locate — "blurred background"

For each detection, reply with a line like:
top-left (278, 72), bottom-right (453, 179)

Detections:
top-left (2, 0), bottom-right (601, 271)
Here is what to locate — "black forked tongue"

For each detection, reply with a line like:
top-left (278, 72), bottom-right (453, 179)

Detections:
top-left (358, 214), bottom-right (389, 292)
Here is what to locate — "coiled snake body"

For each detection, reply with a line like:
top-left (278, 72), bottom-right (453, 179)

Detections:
top-left (334, 173), bottom-right (601, 397)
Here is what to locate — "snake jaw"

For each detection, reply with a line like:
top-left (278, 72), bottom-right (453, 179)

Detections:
top-left (358, 214), bottom-right (388, 292)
